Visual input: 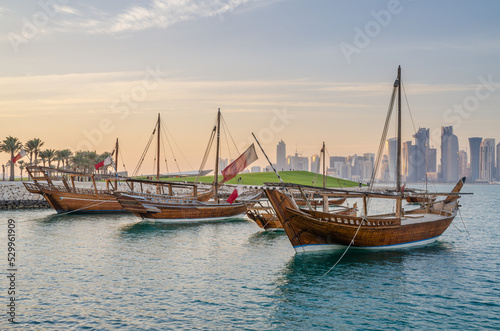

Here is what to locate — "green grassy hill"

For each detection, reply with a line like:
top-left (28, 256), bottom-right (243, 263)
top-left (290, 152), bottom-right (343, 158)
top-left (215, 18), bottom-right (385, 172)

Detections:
top-left (151, 171), bottom-right (360, 187)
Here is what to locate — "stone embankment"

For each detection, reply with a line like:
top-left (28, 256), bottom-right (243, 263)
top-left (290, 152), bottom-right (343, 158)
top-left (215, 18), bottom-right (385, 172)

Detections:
top-left (0, 182), bottom-right (50, 210)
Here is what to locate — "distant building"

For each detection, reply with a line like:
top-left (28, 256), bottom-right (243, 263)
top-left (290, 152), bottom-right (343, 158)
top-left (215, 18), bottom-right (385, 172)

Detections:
top-left (441, 126), bottom-right (459, 182)
top-left (386, 138), bottom-right (398, 182)
top-left (413, 128), bottom-right (430, 182)
top-left (251, 166), bottom-right (261, 173)
top-left (276, 140), bottom-right (287, 171)
top-left (310, 154), bottom-right (321, 174)
top-left (403, 141), bottom-right (416, 182)
top-left (287, 153), bottom-right (309, 171)
top-left (479, 138), bottom-right (496, 182)
top-left (458, 150), bottom-right (468, 179)
top-left (469, 137), bottom-right (483, 182)
top-left (219, 158), bottom-right (228, 175)
top-left (497, 143), bottom-right (500, 181)
top-left (427, 148), bottom-right (437, 173)
top-left (329, 156), bottom-right (345, 177)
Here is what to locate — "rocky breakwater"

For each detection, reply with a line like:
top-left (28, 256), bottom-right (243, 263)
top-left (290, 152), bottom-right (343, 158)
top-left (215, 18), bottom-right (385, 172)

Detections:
top-left (0, 182), bottom-right (50, 210)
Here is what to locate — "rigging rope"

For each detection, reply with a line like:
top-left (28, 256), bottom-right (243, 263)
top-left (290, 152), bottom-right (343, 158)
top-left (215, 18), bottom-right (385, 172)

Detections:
top-left (195, 120), bottom-right (217, 182)
top-left (132, 127), bottom-right (156, 177)
top-left (369, 85), bottom-right (397, 190)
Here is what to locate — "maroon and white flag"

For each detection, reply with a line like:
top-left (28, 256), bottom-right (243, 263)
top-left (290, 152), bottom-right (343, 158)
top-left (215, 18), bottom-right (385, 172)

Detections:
top-left (95, 156), bottom-right (112, 170)
top-left (221, 144), bottom-right (258, 183)
top-left (11, 150), bottom-right (27, 164)
top-left (227, 185), bottom-right (243, 204)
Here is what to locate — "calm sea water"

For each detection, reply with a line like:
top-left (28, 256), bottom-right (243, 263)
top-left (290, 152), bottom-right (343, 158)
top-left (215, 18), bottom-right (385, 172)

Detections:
top-left (1, 184), bottom-right (499, 330)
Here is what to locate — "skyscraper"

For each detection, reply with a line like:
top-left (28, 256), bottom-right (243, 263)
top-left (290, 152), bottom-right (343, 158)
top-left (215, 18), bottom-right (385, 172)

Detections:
top-left (427, 148), bottom-right (437, 173)
top-left (413, 128), bottom-right (429, 181)
top-left (446, 134), bottom-right (459, 182)
top-left (386, 138), bottom-right (398, 182)
top-left (497, 143), bottom-right (500, 181)
top-left (458, 150), bottom-right (468, 179)
top-left (441, 126), bottom-right (459, 182)
top-left (440, 126), bottom-right (453, 181)
top-left (479, 138), bottom-right (496, 182)
top-left (276, 140), bottom-right (286, 171)
top-left (469, 137), bottom-right (483, 182)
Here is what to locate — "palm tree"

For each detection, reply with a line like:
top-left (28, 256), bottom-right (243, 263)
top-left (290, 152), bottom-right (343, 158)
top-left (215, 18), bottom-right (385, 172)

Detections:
top-left (25, 138), bottom-right (44, 166)
top-left (57, 149), bottom-right (72, 169)
top-left (38, 150), bottom-right (48, 167)
top-left (0, 136), bottom-right (23, 181)
top-left (55, 150), bottom-right (64, 169)
top-left (18, 160), bottom-right (25, 181)
top-left (42, 149), bottom-right (56, 167)
top-left (71, 150), bottom-right (99, 173)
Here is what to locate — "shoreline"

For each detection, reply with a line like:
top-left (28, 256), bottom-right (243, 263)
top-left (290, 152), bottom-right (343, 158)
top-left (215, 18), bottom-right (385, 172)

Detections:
top-left (0, 182), bottom-right (50, 210)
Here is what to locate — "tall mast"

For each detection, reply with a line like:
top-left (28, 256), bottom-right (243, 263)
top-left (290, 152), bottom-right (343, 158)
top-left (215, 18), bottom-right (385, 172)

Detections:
top-left (115, 138), bottom-right (119, 173)
top-left (322, 141), bottom-right (326, 188)
top-left (396, 66), bottom-right (402, 192)
top-left (214, 108), bottom-right (221, 204)
top-left (156, 113), bottom-right (161, 181)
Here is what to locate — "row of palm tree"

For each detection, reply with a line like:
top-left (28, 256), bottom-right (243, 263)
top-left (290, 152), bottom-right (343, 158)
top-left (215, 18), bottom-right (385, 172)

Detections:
top-left (1, 136), bottom-right (113, 181)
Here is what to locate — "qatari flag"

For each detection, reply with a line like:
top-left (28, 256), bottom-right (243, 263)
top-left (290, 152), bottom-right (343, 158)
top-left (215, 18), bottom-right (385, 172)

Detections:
top-left (11, 150), bottom-right (27, 163)
top-left (221, 144), bottom-right (258, 183)
top-left (95, 156), bottom-right (112, 170)
top-left (227, 186), bottom-right (243, 204)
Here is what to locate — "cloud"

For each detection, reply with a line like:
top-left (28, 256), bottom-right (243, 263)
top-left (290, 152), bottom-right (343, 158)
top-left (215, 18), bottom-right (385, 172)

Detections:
top-left (54, 0), bottom-right (265, 34)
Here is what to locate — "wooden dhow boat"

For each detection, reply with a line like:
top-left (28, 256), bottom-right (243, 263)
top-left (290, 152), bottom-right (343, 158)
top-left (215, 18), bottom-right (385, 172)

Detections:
top-left (116, 108), bottom-right (261, 223)
top-left (264, 178), bottom-right (465, 252)
top-left (23, 116), bottom-right (213, 214)
top-left (263, 66), bottom-right (468, 252)
top-left (23, 166), bottom-right (213, 214)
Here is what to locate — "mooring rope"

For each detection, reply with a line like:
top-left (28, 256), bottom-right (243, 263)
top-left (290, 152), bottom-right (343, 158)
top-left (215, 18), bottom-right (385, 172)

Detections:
top-left (322, 218), bottom-right (365, 276)
top-left (51, 199), bottom-right (112, 217)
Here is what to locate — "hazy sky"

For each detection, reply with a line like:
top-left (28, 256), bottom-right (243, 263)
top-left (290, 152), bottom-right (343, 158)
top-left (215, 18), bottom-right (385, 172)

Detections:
top-left (1, 0), bottom-right (499, 175)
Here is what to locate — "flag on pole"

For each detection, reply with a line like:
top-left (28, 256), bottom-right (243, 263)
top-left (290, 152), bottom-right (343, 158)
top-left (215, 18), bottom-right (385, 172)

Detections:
top-left (227, 185), bottom-right (243, 204)
top-left (221, 144), bottom-right (258, 183)
top-left (95, 156), bottom-right (113, 170)
top-left (11, 150), bottom-right (27, 164)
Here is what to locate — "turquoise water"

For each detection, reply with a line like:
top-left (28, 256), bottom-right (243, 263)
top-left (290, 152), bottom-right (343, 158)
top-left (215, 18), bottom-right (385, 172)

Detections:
top-left (1, 184), bottom-right (499, 330)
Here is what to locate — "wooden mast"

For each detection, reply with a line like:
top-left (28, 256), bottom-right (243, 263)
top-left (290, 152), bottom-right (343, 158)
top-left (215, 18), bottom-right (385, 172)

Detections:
top-left (214, 108), bottom-right (221, 204)
top-left (322, 141), bottom-right (326, 189)
top-left (156, 113), bottom-right (160, 181)
top-left (115, 138), bottom-right (119, 173)
top-left (396, 65), bottom-right (402, 217)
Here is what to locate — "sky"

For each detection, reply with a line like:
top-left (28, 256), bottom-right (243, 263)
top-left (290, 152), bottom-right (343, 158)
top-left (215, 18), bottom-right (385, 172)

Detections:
top-left (1, 0), bottom-right (499, 176)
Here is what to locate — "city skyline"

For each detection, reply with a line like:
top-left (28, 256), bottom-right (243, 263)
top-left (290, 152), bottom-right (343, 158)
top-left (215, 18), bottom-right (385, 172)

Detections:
top-left (1, 1), bottom-right (500, 174)
top-left (274, 127), bottom-right (499, 183)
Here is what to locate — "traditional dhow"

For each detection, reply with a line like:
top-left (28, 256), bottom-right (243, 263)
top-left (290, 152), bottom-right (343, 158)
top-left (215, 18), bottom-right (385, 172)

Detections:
top-left (264, 178), bottom-right (465, 252)
top-left (23, 166), bottom-right (212, 214)
top-left (116, 108), bottom-right (261, 223)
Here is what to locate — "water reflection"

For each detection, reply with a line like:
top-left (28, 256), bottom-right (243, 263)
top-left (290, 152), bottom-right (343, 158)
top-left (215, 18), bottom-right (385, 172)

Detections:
top-left (269, 241), bottom-right (459, 329)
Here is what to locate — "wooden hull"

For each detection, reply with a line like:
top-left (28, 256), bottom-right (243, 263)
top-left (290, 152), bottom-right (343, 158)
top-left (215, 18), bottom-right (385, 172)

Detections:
top-left (405, 196), bottom-right (436, 205)
top-left (117, 194), bottom-right (248, 223)
top-left (23, 182), bottom-right (213, 214)
top-left (246, 210), bottom-right (284, 231)
top-left (264, 189), bottom-right (459, 253)
top-left (24, 185), bottom-right (126, 214)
